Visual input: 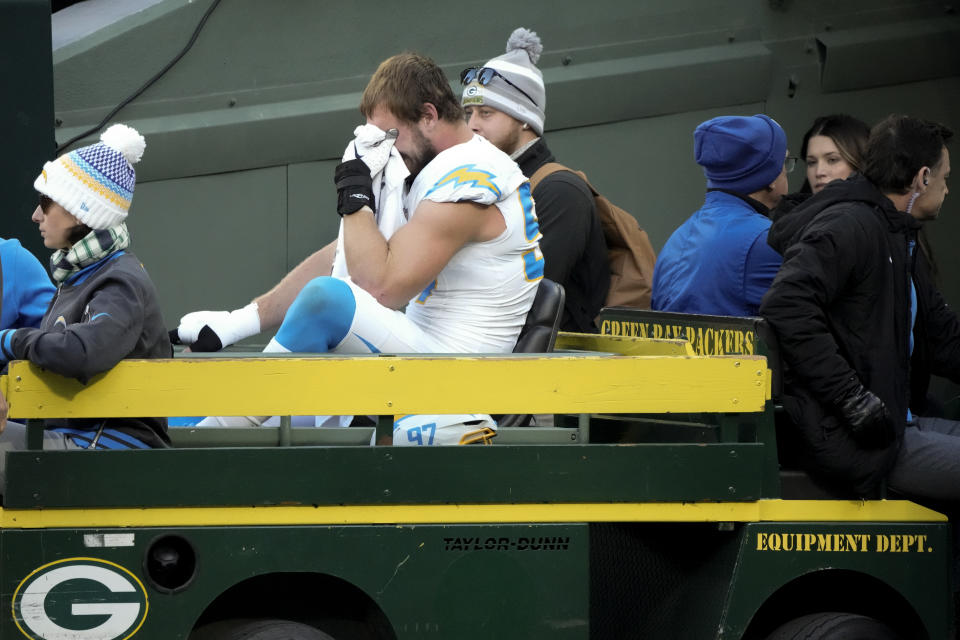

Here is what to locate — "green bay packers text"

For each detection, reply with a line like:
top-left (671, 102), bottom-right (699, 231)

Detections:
top-left (600, 320), bottom-right (756, 356)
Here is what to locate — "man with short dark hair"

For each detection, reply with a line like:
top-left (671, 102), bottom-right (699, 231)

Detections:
top-left (651, 114), bottom-right (791, 316)
top-left (462, 28), bottom-right (609, 332)
top-left (762, 114), bottom-right (960, 499)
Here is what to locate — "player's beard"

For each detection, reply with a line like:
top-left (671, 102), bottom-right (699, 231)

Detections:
top-left (404, 126), bottom-right (439, 179)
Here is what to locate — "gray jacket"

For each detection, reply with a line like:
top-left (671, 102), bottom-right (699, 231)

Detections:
top-left (8, 250), bottom-right (171, 447)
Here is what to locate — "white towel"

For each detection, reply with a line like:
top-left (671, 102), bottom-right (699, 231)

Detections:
top-left (332, 125), bottom-right (410, 279)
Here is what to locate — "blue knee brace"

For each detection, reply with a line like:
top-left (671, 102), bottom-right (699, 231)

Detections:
top-left (275, 277), bottom-right (356, 352)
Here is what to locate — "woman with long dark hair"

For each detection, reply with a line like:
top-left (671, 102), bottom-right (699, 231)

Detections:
top-left (800, 114), bottom-right (871, 194)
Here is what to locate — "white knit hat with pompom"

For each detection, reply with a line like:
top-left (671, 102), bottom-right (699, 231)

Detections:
top-left (462, 28), bottom-right (546, 134)
top-left (34, 123), bottom-right (146, 229)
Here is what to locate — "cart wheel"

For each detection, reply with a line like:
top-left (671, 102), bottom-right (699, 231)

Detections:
top-left (190, 619), bottom-right (335, 640)
top-left (765, 612), bottom-right (900, 640)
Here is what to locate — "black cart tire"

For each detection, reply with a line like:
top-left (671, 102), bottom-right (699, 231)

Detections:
top-left (189, 619), bottom-right (335, 640)
top-left (765, 612), bottom-right (900, 640)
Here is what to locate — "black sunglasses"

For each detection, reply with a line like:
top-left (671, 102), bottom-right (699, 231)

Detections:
top-left (38, 194), bottom-right (54, 213)
top-left (460, 67), bottom-right (539, 108)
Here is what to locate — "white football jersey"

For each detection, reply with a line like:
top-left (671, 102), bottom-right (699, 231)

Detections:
top-left (404, 135), bottom-right (543, 352)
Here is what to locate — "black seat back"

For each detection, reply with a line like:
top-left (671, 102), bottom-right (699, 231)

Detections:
top-left (497, 279), bottom-right (565, 427)
top-left (513, 278), bottom-right (565, 355)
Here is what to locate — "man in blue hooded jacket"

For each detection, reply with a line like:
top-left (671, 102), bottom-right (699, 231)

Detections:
top-left (651, 114), bottom-right (791, 316)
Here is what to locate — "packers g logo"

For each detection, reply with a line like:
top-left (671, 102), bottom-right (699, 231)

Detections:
top-left (12, 557), bottom-right (148, 640)
top-left (462, 85), bottom-right (483, 105)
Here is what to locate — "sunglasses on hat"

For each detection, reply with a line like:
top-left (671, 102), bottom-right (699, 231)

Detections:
top-left (460, 67), bottom-right (539, 108)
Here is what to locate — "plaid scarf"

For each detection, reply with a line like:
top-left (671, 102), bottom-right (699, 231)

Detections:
top-left (50, 223), bottom-right (130, 284)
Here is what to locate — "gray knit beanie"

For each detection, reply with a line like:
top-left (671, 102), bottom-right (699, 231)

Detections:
top-left (462, 28), bottom-right (546, 135)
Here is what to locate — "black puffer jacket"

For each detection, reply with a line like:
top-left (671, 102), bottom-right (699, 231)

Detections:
top-left (761, 175), bottom-right (960, 495)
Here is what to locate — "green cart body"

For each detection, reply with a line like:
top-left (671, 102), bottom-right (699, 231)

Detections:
top-left (0, 328), bottom-right (952, 639)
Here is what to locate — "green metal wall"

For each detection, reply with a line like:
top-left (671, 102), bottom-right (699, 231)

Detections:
top-left (1, 0), bottom-right (56, 261)
top-left (30, 0), bottom-right (960, 343)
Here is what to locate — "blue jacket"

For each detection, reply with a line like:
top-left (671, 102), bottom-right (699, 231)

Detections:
top-left (651, 190), bottom-right (782, 316)
top-left (0, 238), bottom-right (55, 330)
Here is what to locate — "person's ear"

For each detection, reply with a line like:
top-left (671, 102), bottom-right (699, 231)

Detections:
top-left (914, 166), bottom-right (931, 191)
top-left (420, 102), bottom-right (439, 128)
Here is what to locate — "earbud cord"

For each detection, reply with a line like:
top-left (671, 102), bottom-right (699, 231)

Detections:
top-left (906, 190), bottom-right (920, 214)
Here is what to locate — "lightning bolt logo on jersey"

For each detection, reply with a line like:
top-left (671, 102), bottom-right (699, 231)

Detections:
top-left (425, 164), bottom-right (502, 199)
top-left (404, 135), bottom-right (542, 353)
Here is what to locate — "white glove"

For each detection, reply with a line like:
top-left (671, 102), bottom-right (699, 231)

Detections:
top-left (342, 124), bottom-right (398, 176)
top-left (174, 302), bottom-right (261, 352)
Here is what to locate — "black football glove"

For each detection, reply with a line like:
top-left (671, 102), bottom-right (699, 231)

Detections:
top-left (335, 158), bottom-right (374, 216)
